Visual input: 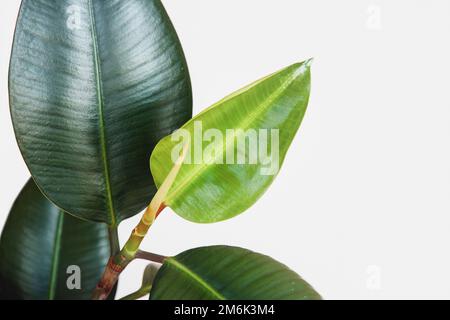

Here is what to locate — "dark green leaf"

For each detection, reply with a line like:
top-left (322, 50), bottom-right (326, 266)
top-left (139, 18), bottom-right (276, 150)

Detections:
top-left (150, 246), bottom-right (321, 300)
top-left (0, 179), bottom-right (114, 300)
top-left (9, 0), bottom-right (192, 225)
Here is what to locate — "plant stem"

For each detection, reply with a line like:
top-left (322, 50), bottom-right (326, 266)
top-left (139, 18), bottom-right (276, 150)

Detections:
top-left (120, 204), bottom-right (165, 260)
top-left (91, 204), bottom-right (164, 300)
top-left (120, 263), bottom-right (160, 300)
top-left (91, 142), bottom-right (189, 300)
top-left (135, 250), bottom-right (166, 264)
top-left (119, 285), bottom-right (152, 300)
top-left (108, 226), bottom-right (120, 256)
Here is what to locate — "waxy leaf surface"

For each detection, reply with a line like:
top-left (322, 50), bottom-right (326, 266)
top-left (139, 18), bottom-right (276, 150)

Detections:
top-left (9, 0), bottom-right (192, 225)
top-left (0, 179), bottom-right (114, 300)
top-left (150, 246), bottom-right (320, 300)
top-left (151, 61), bottom-right (311, 222)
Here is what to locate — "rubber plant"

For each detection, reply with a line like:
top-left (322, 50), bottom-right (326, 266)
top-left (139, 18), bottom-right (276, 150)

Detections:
top-left (1, 0), bottom-right (320, 300)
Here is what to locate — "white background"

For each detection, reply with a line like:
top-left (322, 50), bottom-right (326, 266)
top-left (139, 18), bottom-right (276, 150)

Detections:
top-left (1, 0), bottom-right (450, 300)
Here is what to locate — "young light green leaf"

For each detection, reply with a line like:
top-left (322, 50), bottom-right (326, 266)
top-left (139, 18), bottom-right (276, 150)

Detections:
top-left (150, 61), bottom-right (311, 223)
top-left (0, 179), bottom-right (115, 300)
top-left (9, 0), bottom-right (192, 225)
top-left (149, 246), bottom-right (321, 300)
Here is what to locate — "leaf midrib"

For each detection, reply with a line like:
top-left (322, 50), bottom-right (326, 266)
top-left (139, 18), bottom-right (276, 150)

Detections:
top-left (48, 211), bottom-right (64, 300)
top-left (165, 66), bottom-right (303, 203)
top-left (88, 0), bottom-right (117, 226)
top-left (166, 258), bottom-right (226, 300)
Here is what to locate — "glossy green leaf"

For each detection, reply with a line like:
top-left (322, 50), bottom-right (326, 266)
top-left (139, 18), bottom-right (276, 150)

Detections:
top-left (150, 61), bottom-right (311, 223)
top-left (149, 246), bottom-right (320, 300)
top-left (9, 0), bottom-right (192, 225)
top-left (0, 179), bottom-right (114, 300)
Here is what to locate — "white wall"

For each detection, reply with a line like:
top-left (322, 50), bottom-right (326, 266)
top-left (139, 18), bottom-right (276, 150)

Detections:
top-left (1, 0), bottom-right (450, 299)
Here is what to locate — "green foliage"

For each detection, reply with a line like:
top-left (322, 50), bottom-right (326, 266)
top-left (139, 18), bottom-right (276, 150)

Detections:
top-left (151, 61), bottom-right (311, 223)
top-left (9, 0), bottom-right (192, 225)
top-left (150, 246), bottom-right (321, 300)
top-left (3, 0), bottom-right (319, 301)
top-left (0, 179), bottom-right (114, 300)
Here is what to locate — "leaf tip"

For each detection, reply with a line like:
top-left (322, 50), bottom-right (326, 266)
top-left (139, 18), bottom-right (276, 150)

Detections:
top-left (304, 57), bottom-right (314, 67)
top-left (289, 58), bottom-right (313, 78)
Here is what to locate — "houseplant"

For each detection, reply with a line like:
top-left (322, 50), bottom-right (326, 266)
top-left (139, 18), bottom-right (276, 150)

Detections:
top-left (1, 0), bottom-right (319, 300)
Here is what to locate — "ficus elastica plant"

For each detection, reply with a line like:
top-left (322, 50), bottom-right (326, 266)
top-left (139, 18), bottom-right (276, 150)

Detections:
top-left (1, 0), bottom-right (320, 300)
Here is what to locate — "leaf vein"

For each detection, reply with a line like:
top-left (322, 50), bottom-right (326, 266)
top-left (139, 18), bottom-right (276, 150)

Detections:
top-left (88, 0), bottom-right (117, 226)
top-left (48, 211), bottom-right (64, 300)
top-left (167, 258), bottom-right (226, 300)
